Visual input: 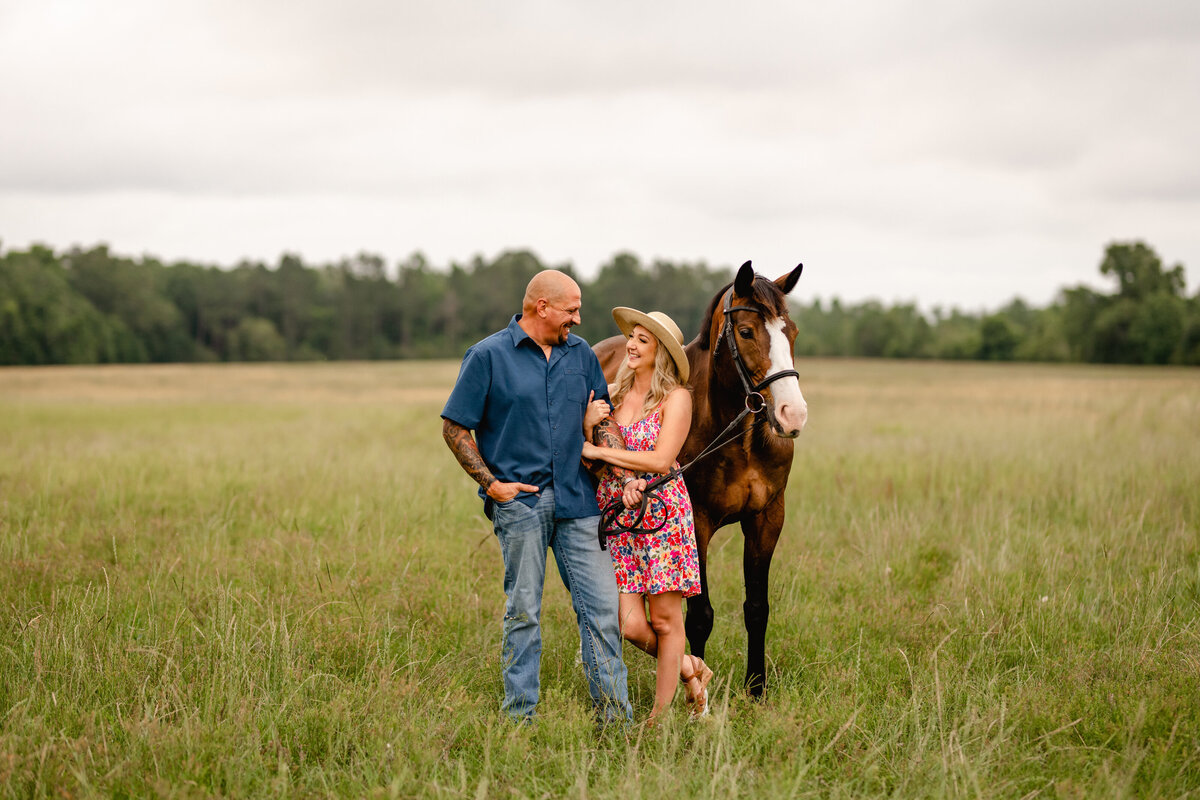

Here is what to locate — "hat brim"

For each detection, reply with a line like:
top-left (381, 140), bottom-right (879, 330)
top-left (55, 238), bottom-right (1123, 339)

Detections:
top-left (611, 307), bottom-right (690, 384)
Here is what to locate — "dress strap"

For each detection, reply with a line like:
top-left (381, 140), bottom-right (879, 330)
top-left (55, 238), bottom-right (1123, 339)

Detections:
top-left (616, 397), bottom-right (665, 428)
top-left (625, 402), bottom-right (664, 428)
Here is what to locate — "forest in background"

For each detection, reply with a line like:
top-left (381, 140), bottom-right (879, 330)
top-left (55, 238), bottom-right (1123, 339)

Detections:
top-left (1, 239), bottom-right (1197, 366)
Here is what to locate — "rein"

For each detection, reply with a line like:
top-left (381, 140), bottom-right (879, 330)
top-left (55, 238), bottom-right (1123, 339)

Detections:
top-left (598, 286), bottom-right (798, 549)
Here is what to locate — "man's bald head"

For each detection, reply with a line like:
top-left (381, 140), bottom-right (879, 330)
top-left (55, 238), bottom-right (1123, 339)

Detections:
top-left (523, 270), bottom-right (579, 314)
top-left (519, 269), bottom-right (583, 347)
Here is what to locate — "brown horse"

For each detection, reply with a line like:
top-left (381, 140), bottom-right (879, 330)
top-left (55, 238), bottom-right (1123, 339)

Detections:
top-left (593, 261), bottom-right (807, 696)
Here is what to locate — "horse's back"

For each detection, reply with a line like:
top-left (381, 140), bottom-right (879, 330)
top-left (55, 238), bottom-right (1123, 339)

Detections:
top-left (592, 334), bottom-right (626, 382)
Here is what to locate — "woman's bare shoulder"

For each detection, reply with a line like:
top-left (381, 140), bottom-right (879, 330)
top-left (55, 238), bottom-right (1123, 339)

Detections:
top-left (666, 385), bottom-right (691, 402)
top-left (663, 386), bottom-right (693, 415)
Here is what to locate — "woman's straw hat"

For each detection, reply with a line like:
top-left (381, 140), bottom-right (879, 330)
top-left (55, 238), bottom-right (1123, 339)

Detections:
top-left (611, 307), bottom-right (690, 383)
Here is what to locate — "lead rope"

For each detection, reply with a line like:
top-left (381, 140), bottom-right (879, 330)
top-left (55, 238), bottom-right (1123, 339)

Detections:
top-left (597, 393), bottom-right (763, 549)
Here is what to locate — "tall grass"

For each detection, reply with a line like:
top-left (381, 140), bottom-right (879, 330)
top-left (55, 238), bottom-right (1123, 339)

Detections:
top-left (2, 360), bottom-right (1198, 798)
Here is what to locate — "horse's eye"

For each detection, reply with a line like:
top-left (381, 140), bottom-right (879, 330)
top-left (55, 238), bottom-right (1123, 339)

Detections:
top-left (738, 328), bottom-right (754, 340)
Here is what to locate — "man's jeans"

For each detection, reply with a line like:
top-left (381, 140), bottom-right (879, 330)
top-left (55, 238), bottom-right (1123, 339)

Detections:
top-left (491, 487), bottom-right (631, 724)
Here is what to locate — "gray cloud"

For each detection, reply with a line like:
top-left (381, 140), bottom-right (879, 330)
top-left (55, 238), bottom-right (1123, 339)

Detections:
top-left (1, 0), bottom-right (1197, 308)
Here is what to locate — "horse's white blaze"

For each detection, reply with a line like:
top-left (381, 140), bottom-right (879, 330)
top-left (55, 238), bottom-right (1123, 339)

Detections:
top-left (765, 317), bottom-right (807, 435)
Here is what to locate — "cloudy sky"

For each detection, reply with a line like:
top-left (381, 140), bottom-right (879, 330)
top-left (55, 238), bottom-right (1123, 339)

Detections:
top-left (2, 0), bottom-right (1197, 310)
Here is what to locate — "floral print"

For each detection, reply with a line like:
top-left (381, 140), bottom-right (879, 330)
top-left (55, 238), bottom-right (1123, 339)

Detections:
top-left (597, 406), bottom-right (701, 597)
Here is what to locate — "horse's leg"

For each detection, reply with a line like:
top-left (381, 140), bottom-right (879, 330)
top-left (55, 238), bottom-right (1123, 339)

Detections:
top-left (684, 512), bottom-right (716, 660)
top-left (741, 499), bottom-right (784, 698)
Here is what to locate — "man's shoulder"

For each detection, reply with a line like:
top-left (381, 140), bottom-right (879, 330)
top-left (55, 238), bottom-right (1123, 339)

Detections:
top-left (466, 328), bottom-right (514, 357)
top-left (569, 335), bottom-right (604, 374)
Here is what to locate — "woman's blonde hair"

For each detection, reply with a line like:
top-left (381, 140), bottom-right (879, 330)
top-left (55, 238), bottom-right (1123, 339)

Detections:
top-left (611, 332), bottom-right (686, 420)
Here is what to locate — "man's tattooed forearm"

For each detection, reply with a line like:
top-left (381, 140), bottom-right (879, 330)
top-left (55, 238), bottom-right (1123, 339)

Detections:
top-left (442, 419), bottom-right (496, 490)
top-left (593, 418), bottom-right (634, 484)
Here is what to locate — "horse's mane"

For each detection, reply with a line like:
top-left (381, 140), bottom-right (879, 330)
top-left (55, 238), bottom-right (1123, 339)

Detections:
top-left (691, 276), bottom-right (789, 351)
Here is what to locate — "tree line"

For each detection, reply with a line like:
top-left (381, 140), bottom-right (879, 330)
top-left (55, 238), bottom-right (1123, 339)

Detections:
top-left (1, 240), bottom-right (1197, 366)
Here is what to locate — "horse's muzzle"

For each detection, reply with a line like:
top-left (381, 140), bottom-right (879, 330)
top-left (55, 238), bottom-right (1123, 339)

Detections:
top-left (771, 400), bottom-right (807, 438)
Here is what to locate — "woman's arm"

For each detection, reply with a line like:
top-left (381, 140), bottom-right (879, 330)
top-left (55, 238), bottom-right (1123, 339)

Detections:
top-left (582, 386), bottom-right (615, 441)
top-left (582, 384), bottom-right (632, 484)
top-left (581, 388), bottom-right (692, 475)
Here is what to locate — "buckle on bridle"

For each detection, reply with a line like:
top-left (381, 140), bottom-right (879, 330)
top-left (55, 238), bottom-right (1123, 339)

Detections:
top-left (745, 392), bottom-right (766, 413)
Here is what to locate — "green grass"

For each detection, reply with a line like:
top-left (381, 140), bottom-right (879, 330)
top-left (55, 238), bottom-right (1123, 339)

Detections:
top-left (2, 360), bottom-right (1198, 799)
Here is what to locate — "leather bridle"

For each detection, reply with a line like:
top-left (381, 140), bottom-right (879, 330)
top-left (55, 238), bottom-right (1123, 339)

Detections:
top-left (713, 286), bottom-right (801, 409)
top-left (598, 284), bottom-right (799, 548)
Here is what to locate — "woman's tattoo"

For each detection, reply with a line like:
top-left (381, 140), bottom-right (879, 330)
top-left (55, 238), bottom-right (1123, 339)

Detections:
top-left (442, 419), bottom-right (496, 490)
top-left (593, 417), bottom-right (634, 484)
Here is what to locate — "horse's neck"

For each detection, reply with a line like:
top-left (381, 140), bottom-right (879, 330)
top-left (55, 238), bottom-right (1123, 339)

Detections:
top-left (695, 362), bottom-right (750, 431)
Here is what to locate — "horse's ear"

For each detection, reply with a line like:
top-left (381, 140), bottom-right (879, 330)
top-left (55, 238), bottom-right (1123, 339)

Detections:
top-left (734, 261), bottom-right (755, 297)
top-left (776, 263), bottom-right (803, 295)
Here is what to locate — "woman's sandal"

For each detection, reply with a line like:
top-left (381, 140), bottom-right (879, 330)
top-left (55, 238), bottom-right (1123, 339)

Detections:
top-left (682, 655), bottom-right (713, 719)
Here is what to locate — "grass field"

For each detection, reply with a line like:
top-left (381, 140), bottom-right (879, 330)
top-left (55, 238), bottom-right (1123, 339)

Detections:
top-left (2, 360), bottom-right (1199, 799)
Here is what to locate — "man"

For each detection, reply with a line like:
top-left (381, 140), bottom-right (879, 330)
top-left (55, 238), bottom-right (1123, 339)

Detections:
top-left (441, 270), bottom-right (632, 725)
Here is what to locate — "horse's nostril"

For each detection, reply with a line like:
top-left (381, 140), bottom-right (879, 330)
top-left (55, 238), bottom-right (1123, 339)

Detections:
top-left (781, 403), bottom-right (808, 435)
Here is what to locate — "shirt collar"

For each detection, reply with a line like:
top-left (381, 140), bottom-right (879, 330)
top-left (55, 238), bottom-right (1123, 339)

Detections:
top-left (506, 314), bottom-right (532, 348)
top-left (507, 314), bottom-right (582, 349)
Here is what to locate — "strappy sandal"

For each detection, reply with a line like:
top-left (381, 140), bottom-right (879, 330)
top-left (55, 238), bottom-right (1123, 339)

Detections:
top-left (683, 656), bottom-right (713, 719)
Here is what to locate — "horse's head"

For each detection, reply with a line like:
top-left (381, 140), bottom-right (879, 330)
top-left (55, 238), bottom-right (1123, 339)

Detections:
top-left (701, 261), bottom-right (808, 438)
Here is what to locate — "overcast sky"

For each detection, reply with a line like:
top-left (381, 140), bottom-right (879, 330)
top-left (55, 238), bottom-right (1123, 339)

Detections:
top-left (2, 0), bottom-right (1197, 310)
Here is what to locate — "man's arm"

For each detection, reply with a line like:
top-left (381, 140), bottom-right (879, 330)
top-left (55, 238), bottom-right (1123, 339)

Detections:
top-left (443, 418), bottom-right (496, 490)
top-left (442, 418), bottom-right (539, 502)
top-left (582, 357), bottom-right (635, 488)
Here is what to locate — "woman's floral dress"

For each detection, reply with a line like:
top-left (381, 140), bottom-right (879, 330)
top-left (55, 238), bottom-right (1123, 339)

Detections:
top-left (597, 405), bottom-right (701, 597)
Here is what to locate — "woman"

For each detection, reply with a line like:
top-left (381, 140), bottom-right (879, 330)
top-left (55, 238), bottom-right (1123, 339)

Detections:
top-left (582, 307), bottom-right (713, 721)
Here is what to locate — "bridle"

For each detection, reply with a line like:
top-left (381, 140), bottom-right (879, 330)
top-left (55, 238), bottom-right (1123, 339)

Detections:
top-left (713, 286), bottom-right (801, 410)
top-left (598, 283), bottom-right (799, 548)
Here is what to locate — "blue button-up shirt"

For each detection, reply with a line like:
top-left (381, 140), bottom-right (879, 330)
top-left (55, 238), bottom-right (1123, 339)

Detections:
top-left (441, 315), bottom-right (610, 519)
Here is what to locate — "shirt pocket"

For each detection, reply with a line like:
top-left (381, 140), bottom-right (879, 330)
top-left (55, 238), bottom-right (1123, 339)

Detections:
top-left (561, 367), bottom-right (589, 403)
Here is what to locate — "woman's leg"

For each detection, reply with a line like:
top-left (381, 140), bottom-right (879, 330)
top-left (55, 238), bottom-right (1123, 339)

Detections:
top-left (618, 593), bottom-right (656, 654)
top-left (646, 591), bottom-right (685, 719)
top-left (621, 592), bottom-right (711, 717)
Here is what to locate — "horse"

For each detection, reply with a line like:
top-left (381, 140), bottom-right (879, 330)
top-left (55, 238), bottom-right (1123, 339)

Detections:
top-left (593, 260), bottom-right (807, 697)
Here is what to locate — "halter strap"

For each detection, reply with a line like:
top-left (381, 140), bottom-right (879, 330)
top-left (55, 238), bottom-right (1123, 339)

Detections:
top-left (717, 288), bottom-right (800, 398)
